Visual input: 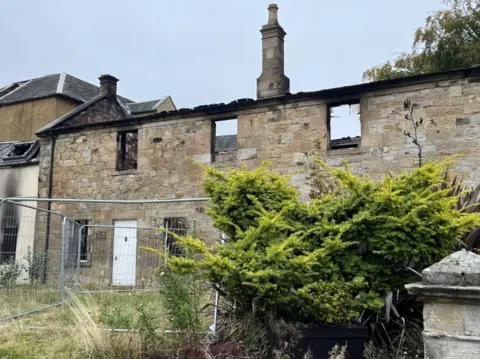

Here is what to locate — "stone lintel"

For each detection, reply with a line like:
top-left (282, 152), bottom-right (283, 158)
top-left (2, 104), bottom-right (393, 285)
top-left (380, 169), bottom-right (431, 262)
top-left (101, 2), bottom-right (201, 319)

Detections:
top-left (406, 282), bottom-right (480, 304)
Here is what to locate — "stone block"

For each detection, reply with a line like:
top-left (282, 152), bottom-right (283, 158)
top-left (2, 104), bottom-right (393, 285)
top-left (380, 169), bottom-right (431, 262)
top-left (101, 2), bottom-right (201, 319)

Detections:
top-left (64, 159), bottom-right (76, 167)
top-left (193, 153), bottom-right (211, 163)
top-left (281, 133), bottom-right (293, 144)
top-left (238, 147), bottom-right (257, 160)
top-left (293, 152), bottom-right (307, 165)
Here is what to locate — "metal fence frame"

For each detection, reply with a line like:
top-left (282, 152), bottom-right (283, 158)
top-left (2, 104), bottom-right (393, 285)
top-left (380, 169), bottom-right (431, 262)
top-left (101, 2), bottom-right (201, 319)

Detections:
top-left (0, 198), bottom-right (82, 321)
top-left (1, 196), bottom-right (215, 324)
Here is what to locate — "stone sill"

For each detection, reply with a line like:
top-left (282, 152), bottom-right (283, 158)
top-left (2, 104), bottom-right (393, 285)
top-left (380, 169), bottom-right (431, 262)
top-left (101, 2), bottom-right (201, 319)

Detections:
top-left (80, 261), bottom-right (92, 268)
top-left (212, 159), bottom-right (238, 167)
top-left (112, 169), bottom-right (138, 176)
top-left (327, 146), bottom-right (369, 156)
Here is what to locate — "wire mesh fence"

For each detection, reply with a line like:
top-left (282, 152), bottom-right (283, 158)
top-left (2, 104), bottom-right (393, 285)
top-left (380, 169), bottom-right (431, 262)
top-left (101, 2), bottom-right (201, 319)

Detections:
top-left (0, 197), bottom-right (217, 323)
top-left (0, 199), bottom-right (80, 321)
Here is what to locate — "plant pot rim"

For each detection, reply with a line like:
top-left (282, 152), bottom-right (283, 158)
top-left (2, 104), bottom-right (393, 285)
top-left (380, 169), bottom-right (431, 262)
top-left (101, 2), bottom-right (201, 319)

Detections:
top-left (295, 323), bottom-right (369, 339)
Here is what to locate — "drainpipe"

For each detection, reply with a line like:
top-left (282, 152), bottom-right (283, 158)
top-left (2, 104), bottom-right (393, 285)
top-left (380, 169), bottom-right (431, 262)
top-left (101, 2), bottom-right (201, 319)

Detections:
top-left (43, 134), bottom-right (56, 283)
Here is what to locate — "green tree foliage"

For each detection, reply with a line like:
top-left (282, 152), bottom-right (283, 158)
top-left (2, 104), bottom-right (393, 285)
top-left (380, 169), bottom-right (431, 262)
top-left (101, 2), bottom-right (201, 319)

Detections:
top-left (363, 0), bottom-right (480, 81)
top-left (166, 159), bottom-right (480, 325)
top-left (201, 162), bottom-right (298, 239)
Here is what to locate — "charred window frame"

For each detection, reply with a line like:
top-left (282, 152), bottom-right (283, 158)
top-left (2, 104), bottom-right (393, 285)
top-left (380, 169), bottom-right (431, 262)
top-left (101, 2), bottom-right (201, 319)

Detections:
top-left (327, 101), bottom-right (361, 150)
top-left (116, 130), bottom-right (138, 171)
top-left (0, 225), bottom-right (18, 263)
top-left (211, 119), bottom-right (238, 162)
top-left (164, 217), bottom-right (187, 257)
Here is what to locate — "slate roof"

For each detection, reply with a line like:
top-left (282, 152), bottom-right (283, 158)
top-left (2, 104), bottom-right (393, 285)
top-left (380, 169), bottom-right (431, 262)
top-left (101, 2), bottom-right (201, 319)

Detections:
top-left (0, 141), bottom-right (39, 167)
top-left (0, 73), bottom-right (133, 106)
top-left (127, 97), bottom-right (169, 114)
top-left (215, 135), bottom-right (237, 152)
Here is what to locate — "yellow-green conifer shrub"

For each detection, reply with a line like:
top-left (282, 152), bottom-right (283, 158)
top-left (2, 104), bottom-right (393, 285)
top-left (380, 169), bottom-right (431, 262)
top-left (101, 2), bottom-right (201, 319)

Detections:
top-left (166, 159), bottom-right (480, 324)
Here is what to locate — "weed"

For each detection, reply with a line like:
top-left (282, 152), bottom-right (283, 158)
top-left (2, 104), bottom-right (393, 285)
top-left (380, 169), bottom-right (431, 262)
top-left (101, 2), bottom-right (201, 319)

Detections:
top-left (22, 247), bottom-right (46, 292)
top-left (0, 258), bottom-right (22, 291)
top-left (98, 303), bottom-right (132, 328)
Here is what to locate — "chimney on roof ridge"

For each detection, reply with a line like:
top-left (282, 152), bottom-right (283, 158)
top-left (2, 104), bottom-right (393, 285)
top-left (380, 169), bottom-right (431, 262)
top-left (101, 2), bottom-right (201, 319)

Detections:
top-left (99, 74), bottom-right (118, 98)
top-left (256, 4), bottom-right (290, 99)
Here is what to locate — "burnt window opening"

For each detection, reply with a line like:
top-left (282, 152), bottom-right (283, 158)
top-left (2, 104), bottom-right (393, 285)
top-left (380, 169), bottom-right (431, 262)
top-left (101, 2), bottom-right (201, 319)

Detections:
top-left (4, 142), bottom-right (36, 161)
top-left (164, 217), bottom-right (187, 257)
top-left (0, 225), bottom-right (18, 263)
top-left (327, 102), bottom-right (361, 150)
top-left (10, 144), bottom-right (31, 157)
top-left (76, 220), bottom-right (90, 261)
top-left (212, 119), bottom-right (237, 162)
top-left (117, 130), bottom-right (138, 171)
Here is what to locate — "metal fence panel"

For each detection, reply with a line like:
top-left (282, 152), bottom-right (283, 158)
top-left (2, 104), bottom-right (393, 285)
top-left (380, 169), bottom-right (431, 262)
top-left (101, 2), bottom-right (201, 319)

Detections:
top-left (0, 200), bottom-right (66, 321)
top-left (1, 197), bottom-right (217, 323)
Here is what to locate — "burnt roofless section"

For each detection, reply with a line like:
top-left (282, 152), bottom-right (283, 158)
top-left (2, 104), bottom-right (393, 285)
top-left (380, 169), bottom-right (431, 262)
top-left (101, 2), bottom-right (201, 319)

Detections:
top-left (35, 65), bottom-right (480, 137)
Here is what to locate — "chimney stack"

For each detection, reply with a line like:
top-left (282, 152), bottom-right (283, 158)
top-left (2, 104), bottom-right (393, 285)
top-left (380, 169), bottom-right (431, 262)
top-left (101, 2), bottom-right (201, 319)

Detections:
top-left (257, 4), bottom-right (290, 99)
top-left (99, 74), bottom-right (118, 98)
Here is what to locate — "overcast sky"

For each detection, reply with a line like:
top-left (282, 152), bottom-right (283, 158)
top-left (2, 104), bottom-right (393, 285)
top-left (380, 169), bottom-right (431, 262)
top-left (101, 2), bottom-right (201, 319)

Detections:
top-left (1, 0), bottom-right (443, 136)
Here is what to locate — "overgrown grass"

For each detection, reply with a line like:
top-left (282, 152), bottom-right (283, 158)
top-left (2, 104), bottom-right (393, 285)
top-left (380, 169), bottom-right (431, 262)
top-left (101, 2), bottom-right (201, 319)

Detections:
top-left (0, 285), bottom-right (60, 319)
top-left (0, 288), bottom-right (216, 359)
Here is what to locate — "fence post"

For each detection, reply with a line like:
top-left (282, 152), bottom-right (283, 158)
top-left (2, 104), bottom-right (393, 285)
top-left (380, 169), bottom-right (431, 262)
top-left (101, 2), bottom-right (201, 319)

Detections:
top-left (77, 225), bottom-right (84, 287)
top-left (406, 249), bottom-right (480, 358)
top-left (60, 216), bottom-right (67, 303)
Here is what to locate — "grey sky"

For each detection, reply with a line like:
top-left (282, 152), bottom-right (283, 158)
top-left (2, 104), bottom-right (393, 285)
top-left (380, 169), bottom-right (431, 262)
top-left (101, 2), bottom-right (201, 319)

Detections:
top-left (1, 0), bottom-right (442, 136)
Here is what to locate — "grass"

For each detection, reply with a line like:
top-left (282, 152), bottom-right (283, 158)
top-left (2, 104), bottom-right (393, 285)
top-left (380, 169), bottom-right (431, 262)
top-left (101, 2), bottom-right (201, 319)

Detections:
top-left (0, 288), bottom-right (216, 359)
top-left (0, 285), bottom-right (60, 320)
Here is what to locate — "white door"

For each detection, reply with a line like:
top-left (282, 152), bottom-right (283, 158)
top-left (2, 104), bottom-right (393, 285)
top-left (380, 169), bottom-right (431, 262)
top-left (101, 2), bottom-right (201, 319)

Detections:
top-left (112, 220), bottom-right (137, 286)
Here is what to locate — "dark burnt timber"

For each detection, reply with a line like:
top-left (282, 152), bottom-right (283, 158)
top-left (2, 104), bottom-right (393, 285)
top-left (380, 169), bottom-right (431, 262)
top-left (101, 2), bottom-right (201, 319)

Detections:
top-left (35, 66), bottom-right (480, 138)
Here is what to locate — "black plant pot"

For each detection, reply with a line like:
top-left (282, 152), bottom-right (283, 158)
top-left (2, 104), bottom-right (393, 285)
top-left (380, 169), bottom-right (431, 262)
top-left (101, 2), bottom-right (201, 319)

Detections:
top-left (293, 325), bottom-right (369, 359)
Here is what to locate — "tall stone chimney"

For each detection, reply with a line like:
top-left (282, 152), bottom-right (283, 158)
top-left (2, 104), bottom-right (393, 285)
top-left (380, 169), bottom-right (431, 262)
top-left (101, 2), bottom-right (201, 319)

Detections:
top-left (99, 74), bottom-right (118, 98)
top-left (257, 4), bottom-right (290, 99)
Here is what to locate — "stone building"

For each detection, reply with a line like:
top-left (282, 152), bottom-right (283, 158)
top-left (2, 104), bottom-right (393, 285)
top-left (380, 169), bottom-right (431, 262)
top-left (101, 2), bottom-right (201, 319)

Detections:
top-left (0, 73), bottom-right (175, 142)
top-left (0, 73), bottom-right (175, 284)
top-left (34, 4), bottom-right (480, 287)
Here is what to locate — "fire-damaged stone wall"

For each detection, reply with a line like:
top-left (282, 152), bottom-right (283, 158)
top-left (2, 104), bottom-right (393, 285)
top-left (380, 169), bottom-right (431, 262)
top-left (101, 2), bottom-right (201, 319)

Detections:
top-left (36, 69), bottom-right (480, 287)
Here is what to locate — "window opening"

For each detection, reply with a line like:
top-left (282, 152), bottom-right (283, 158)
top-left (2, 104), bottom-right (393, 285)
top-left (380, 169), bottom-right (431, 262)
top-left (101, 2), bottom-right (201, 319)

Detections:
top-left (164, 218), bottom-right (187, 256)
top-left (328, 102), bottom-right (361, 150)
top-left (77, 220), bottom-right (90, 261)
top-left (213, 119), bottom-right (237, 162)
top-left (0, 225), bottom-right (18, 263)
top-left (117, 130), bottom-right (138, 171)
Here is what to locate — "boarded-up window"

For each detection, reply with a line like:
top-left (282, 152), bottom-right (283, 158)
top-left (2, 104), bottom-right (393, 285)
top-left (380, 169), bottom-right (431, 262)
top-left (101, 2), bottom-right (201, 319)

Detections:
top-left (117, 130), bottom-right (138, 171)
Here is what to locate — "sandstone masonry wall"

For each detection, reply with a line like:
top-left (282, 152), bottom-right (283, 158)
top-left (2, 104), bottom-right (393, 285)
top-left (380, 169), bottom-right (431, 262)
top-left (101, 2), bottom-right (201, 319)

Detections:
top-left (37, 73), bottom-right (480, 286)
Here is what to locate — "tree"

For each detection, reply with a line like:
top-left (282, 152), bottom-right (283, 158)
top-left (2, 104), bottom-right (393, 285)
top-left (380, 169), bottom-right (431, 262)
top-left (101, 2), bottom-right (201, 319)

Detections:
top-left (363, 0), bottom-right (480, 81)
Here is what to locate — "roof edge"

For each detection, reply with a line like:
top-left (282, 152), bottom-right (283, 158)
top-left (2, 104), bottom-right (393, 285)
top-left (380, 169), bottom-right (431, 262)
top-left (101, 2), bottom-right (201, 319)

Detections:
top-left (39, 65), bottom-right (480, 137)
